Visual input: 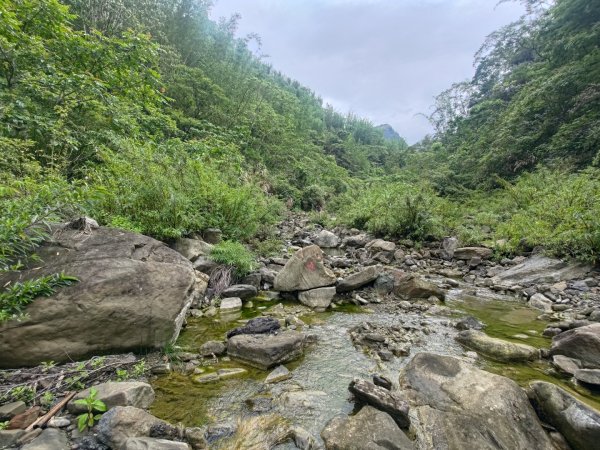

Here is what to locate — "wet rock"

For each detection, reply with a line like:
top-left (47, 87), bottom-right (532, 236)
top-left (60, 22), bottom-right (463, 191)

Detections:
top-left (221, 284), bottom-right (257, 300)
top-left (274, 245), bottom-right (336, 292)
top-left (393, 274), bottom-right (445, 300)
top-left (314, 230), bottom-right (340, 248)
top-left (456, 330), bottom-right (539, 361)
top-left (453, 247), bottom-right (492, 260)
top-left (552, 355), bottom-right (582, 375)
top-left (226, 317), bottom-right (281, 338)
top-left (336, 266), bottom-right (381, 293)
top-left (219, 297), bottom-right (242, 311)
top-left (227, 330), bottom-right (305, 369)
top-left (204, 423), bottom-right (235, 444)
top-left (529, 293), bottom-right (553, 312)
top-left (348, 379), bottom-right (410, 428)
top-left (217, 368), bottom-right (247, 380)
top-left (0, 401), bottom-right (26, 420)
top-left (172, 238), bottom-right (213, 261)
top-left (0, 226), bottom-right (200, 368)
top-left (68, 382), bottom-right (154, 414)
top-left (199, 340), bottom-right (226, 356)
top-left (529, 380), bottom-right (600, 450)
top-left (265, 365), bottom-right (292, 384)
top-left (402, 353), bottom-right (552, 450)
top-left (123, 437), bottom-right (190, 449)
top-left (455, 316), bottom-right (484, 331)
top-left (279, 390), bottom-right (327, 409)
top-left (298, 286), bottom-right (336, 310)
top-left (289, 426), bottom-right (320, 450)
top-left (491, 254), bottom-right (592, 287)
top-left (97, 406), bottom-right (168, 449)
top-left (321, 405), bottom-right (413, 450)
top-left (550, 323), bottom-right (600, 368)
top-left (366, 239), bottom-right (396, 253)
top-left (245, 396), bottom-right (274, 413)
top-left (574, 369), bottom-right (600, 387)
top-left (21, 428), bottom-right (68, 450)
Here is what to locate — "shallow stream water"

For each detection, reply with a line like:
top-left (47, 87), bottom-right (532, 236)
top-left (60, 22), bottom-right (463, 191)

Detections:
top-left (151, 285), bottom-right (600, 445)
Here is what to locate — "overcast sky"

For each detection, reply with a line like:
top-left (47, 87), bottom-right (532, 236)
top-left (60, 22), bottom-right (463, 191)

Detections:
top-left (209, 0), bottom-right (524, 144)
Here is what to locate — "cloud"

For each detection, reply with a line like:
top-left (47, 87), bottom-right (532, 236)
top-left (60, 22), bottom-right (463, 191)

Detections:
top-left (210, 0), bottom-right (524, 143)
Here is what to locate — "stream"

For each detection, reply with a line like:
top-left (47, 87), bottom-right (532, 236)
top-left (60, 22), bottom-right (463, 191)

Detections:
top-left (150, 282), bottom-right (600, 446)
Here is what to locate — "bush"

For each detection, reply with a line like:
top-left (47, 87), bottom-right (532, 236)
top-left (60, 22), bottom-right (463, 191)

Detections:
top-left (209, 241), bottom-right (257, 277)
top-left (89, 139), bottom-right (282, 241)
top-left (338, 181), bottom-right (451, 240)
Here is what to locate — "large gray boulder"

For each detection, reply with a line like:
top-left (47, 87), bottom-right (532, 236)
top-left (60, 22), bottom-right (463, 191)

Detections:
top-left (550, 323), bottom-right (600, 368)
top-left (321, 405), bottom-right (413, 450)
top-left (298, 287), bottom-right (336, 310)
top-left (227, 331), bottom-right (305, 369)
top-left (529, 381), bottom-right (600, 450)
top-left (393, 275), bottom-right (445, 301)
top-left (171, 238), bottom-right (213, 261)
top-left (0, 225), bottom-right (202, 368)
top-left (314, 230), bottom-right (340, 248)
top-left (97, 406), bottom-right (171, 449)
top-left (336, 266), bottom-right (381, 293)
top-left (274, 245), bottom-right (336, 292)
top-left (400, 353), bottom-right (553, 450)
top-left (456, 330), bottom-right (540, 362)
top-left (491, 254), bottom-right (591, 287)
top-left (68, 382), bottom-right (155, 414)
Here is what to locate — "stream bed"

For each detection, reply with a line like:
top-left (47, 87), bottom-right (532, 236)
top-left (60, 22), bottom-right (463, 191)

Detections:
top-left (150, 286), bottom-right (600, 445)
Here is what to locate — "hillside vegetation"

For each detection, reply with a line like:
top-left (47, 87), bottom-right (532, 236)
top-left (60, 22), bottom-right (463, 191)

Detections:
top-left (1, 0), bottom-right (599, 280)
top-left (337, 0), bottom-right (600, 262)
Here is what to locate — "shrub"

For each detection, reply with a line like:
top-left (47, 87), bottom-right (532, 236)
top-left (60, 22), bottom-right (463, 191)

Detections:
top-left (210, 241), bottom-right (257, 277)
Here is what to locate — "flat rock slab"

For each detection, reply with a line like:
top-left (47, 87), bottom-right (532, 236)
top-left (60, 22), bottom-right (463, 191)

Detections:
top-left (227, 331), bottom-right (305, 370)
top-left (491, 254), bottom-right (592, 287)
top-left (221, 284), bottom-right (258, 300)
top-left (453, 247), bottom-right (492, 260)
top-left (529, 380), bottom-right (600, 450)
top-left (298, 286), bottom-right (336, 310)
top-left (68, 382), bottom-right (155, 414)
top-left (124, 437), bottom-right (190, 450)
top-left (574, 368), bottom-right (600, 386)
top-left (550, 323), bottom-right (600, 368)
top-left (21, 428), bottom-right (68, 450)
top-left (349, 378), bottom-right (410, 428)
top-left (336, 266), bottom-right (381, 293)
top-left (220, 297), bottom-right (242, 311)
top-left (226, 317), bottom-right (281, 339)
top-left (274, 245), bottom-right (336, 292)
top-left (0, 226), bottom-right (198, 368)
top-left (366, 239), bottom-right (397, 253)
top-left (401, 352), bottom-right (553, 450)
top-left (456, 330), bottom-right (539, 362)
top-left (552, 355), bottom-right (582, 375)
top-left (393, 275), bottom-right (445, 300)
top-left (321, 405), bottom-right (413, 450)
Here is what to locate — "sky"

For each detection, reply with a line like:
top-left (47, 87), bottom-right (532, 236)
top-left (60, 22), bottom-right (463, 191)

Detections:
top-left (209, 0), bottom-right (525, 144)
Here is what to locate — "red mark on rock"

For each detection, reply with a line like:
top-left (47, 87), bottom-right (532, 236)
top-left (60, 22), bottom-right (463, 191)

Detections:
top-left (305, 259), bottom-right (316, 271)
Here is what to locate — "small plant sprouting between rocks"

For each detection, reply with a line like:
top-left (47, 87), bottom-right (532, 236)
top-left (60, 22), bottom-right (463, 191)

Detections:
top-left (75, 387), bottom-right (107, 432)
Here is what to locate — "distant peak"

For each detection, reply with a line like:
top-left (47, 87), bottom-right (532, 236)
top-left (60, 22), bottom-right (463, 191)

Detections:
top-left (376, 124), bottom-right (402, 142)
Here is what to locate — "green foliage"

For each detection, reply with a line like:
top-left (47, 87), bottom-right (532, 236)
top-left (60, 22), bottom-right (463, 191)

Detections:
top-left (0, 273), bottom-right (78, 322)
top-left (115, 368), bottom-right (129, 382)
top-left (74, 387), bottom-right (107, 432)
top-left (89, 141), bottom-right (281, 240)
top-left (0, 421), bottom-right (7, 430)
top-left (339, 181), bottom-right (450, 240)
top-left (40, 391), bottom-right (56, 408)
top-left (6, 386), bottom-right (35, 404)
top-left (210, 241), bottom-right (256, 277)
